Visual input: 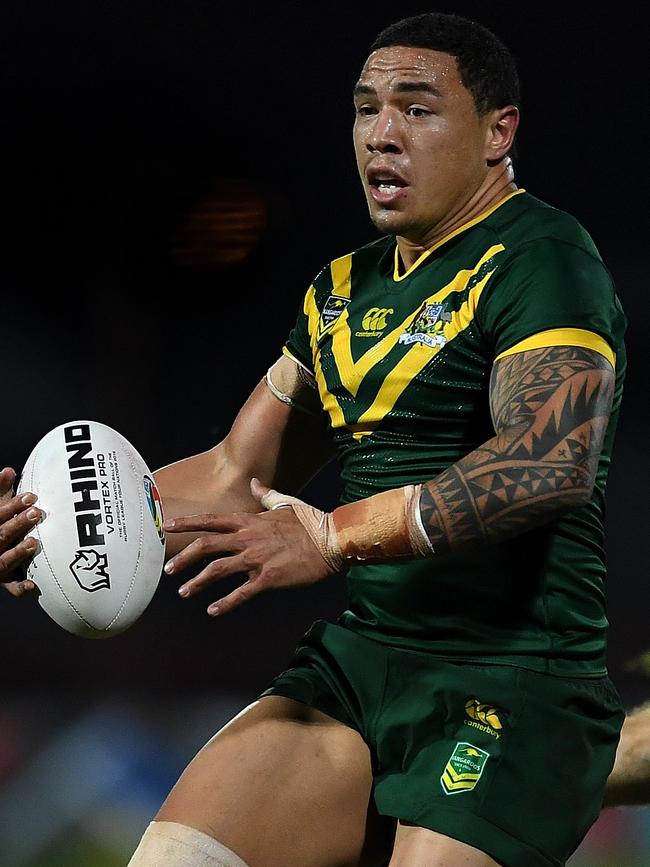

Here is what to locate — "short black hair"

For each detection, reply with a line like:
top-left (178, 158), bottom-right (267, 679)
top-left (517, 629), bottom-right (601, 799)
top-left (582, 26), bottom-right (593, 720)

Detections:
top-left (369, 12), bottom-right (520, 115)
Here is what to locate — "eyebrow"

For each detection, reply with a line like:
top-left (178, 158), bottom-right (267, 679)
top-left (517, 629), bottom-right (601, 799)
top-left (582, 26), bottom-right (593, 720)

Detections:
top-left (353, 81), bottom-right (443, 98)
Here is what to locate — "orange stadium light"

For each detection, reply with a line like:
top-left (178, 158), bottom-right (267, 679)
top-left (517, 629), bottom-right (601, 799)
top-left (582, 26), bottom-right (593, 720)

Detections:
top-left (170, 178), bottom-right (268, 269)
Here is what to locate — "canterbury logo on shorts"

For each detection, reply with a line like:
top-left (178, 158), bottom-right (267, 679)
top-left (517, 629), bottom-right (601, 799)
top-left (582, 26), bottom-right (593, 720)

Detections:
top-left (464, 698), bottom-right (503, 739)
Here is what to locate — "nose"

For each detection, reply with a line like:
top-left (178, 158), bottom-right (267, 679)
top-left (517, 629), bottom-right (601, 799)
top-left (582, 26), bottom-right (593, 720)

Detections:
top-left (365, 107), bottom-right (403, 154)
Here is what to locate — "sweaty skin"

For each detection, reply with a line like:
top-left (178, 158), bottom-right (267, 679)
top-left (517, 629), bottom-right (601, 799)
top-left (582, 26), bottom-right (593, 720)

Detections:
top-left (353, 47), bottom-right (519, 269)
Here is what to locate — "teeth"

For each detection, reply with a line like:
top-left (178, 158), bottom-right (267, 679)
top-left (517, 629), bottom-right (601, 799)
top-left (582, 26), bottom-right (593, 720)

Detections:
top-left (378, 183), bottom-right (400, 194)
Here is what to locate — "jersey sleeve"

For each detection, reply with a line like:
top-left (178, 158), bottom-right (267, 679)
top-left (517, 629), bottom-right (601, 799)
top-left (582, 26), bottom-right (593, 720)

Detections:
top-left (478, 238), bottom-right (625, 366)
top-left (282, 286), bottom-right (315, 374)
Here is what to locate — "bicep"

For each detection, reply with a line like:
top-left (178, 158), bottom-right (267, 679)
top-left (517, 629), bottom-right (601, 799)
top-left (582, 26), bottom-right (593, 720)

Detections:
top-left (489, 344), bottom-right (615, 465)
top-left (223, 355), bottom-right (333, 492)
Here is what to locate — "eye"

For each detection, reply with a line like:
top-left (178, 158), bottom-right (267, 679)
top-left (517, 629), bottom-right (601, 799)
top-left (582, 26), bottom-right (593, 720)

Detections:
top-left (355, 104), bottom-right (377, 117)
top-left (406, 105), bottom-right (432, 118)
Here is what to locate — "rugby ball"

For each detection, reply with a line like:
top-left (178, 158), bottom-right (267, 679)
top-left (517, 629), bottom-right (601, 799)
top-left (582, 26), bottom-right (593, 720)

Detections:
top-left (17, 421), bottom-right (166, 638)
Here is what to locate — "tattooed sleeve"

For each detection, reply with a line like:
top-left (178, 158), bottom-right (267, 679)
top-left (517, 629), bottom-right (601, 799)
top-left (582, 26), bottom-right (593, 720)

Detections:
top-left (419, 346), bottom-right (615, 554)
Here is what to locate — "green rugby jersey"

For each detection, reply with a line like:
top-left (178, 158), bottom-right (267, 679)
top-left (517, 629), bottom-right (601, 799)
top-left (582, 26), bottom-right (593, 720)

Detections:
top-left (283, 190), bottom-right (626, 675)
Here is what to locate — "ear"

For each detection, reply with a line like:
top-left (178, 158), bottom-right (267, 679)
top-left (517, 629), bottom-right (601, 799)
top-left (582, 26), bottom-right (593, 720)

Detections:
top-left (484, 105), bottom-right (520, 163)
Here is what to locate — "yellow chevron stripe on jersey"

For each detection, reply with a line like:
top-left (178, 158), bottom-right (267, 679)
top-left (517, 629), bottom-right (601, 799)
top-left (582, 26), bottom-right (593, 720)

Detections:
top-left (494, 327), bottom-right (616, 368)
top-left (304, 284), bottom-right (348, 430)
top-left (330, 245), bottom-right (505, 400)
top-left (330, 253), bottom-right (353, 299)
top-left (304, 284), bottom-right (319, 358)
top-left (349, 264), bottom-right (499, 439)
top-left (392, 188), bottom-right (525, 281)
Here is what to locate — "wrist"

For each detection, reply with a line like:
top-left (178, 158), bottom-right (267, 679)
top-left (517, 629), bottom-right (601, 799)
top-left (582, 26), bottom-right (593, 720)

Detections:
top-left (326, 484), bottom-right (434, 568)
top-left (258, 481), bottom-right (435, 575)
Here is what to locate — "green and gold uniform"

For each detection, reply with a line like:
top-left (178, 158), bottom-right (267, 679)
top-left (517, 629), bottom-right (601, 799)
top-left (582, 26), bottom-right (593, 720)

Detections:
top-left (264, 191), bottom-right (625, 867)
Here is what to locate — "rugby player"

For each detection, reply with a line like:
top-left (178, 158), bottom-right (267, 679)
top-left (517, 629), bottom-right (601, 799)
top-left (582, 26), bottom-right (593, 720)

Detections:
top-left (129, 12), bottom-right (626, 866)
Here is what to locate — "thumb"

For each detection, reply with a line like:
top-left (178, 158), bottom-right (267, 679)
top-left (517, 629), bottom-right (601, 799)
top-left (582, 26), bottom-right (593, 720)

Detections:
top-left (250, 478), bottom-right (303, 512)
top-left (250, 477), bottom-right (270, 503)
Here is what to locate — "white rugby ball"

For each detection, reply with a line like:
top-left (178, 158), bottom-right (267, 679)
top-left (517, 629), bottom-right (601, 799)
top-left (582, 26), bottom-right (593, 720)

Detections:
top-left (18, 421), bottom-right (166, 638)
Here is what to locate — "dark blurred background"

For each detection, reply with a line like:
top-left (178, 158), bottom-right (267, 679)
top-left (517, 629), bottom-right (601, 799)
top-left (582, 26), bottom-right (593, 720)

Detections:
top-left (0, 2), bottom-right (647, 864)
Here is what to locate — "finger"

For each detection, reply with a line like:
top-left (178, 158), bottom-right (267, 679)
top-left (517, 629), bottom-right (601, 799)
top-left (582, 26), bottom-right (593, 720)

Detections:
top-left (0, 505), bottom-right (44, 552)
top-left (0, 467), bottom-right (17, 497)
top-left (0, 537), bottom-right (39, 580)
top-left (207, 576), bottom-right (264, 617)
top-left (177, 553), bottom-right (249, 598)
top-left (250, 477), bottom-right (270, 502)
top-left (163, 513), bottom-right (243, 534)
top-left (0, 492), bottom-right (38, 523)
top-left (2, 578), bottom-right (38, 597)
top-left (164, 532), bottom-right (243, 575)
top-left (251, 478), bottom-right (303, 512)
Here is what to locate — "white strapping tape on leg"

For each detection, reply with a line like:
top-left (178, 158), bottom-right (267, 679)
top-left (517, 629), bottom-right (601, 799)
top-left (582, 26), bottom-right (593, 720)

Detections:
top-left (127, 821), bottom-right (250, 867)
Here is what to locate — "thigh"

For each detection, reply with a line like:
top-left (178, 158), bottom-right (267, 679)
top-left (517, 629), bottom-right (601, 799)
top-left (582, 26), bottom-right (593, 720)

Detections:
top-left (157, 694), bottom-right (394, 867)
top-left (389, 823), bottom-right (500, 866)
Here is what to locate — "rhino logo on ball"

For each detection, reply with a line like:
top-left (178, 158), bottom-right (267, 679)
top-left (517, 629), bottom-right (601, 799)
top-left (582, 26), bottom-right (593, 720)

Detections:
top-left (69, 550), bottom-right (111, 592)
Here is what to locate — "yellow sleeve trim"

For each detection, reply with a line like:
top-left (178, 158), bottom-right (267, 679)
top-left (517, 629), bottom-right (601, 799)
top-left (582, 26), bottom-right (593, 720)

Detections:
top-left (282, 345), bottom-right (314, 375)
top-left (494, 328), bottom-right (615, 368)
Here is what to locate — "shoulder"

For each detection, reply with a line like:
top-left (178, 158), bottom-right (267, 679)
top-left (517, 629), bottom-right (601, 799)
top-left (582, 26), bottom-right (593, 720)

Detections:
top-left (475, 195), bottom-right (625, 358)
top-left (484, 192), bottom-right (606, 265)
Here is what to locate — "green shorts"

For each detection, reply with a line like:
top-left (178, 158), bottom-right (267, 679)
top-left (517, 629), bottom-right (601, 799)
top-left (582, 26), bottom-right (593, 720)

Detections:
top-left (261, 620), bottom-right (623, 867)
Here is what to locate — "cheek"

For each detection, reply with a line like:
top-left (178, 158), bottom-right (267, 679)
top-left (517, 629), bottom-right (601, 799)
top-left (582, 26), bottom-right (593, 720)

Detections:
top-left (353, 130), bottom-right (366, 174)
top-left (413, 130), bottom-right (483, 190)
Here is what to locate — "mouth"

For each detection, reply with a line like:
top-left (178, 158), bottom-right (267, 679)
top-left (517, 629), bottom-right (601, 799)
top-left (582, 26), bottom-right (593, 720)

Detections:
top-left (366, 166), bottom-right (409, 206)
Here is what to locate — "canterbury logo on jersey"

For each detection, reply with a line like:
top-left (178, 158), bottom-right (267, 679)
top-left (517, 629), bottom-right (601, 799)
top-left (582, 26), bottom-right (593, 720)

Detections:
top-left (361, 307), bottom-right (394, 331)
top-left (464, 698), bottom-right (503, 739)
top-left (355, 307), bottom-right (394, 338)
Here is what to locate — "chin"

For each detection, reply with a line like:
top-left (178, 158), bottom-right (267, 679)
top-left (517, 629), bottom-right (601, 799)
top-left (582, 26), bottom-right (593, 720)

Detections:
top-left (369, 208), bottom-right (424, 239)
top-left (369, 207), bottom-right (408, 236)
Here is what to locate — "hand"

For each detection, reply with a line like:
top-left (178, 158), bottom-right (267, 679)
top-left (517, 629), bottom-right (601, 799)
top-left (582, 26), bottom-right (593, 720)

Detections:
top-left (0, 467), bottom-right (44, 597)
top-left (163, 478), bottom-right (334, 616)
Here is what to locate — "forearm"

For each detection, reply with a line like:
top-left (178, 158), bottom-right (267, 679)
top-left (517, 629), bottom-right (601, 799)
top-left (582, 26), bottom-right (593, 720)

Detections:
top-left (294, 430), bottom-right (595, 571)
top-left (418, 428), bottom-right (595, 555)
top-left (155, 444), bottom-right (260, 557)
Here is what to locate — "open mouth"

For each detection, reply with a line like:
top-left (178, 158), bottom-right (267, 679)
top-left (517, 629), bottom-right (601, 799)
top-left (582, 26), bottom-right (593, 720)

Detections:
top-left (375, 181), bottom-right (406, 194)
top-left (367, 166), bottom-right (409, 203)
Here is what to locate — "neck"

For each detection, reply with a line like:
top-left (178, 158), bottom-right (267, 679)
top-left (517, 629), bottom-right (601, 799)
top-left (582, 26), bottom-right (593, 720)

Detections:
top-left (397, 160), bottom-right (517, 273)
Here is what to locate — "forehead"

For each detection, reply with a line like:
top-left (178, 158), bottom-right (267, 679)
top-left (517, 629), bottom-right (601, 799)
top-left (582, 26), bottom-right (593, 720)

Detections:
top-left (356, 46), bottom-right (463, 93)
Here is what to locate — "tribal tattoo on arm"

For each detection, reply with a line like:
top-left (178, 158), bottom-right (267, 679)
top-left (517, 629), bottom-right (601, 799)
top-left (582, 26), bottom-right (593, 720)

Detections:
top-left (419, 345), bottom-right (615, 554)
